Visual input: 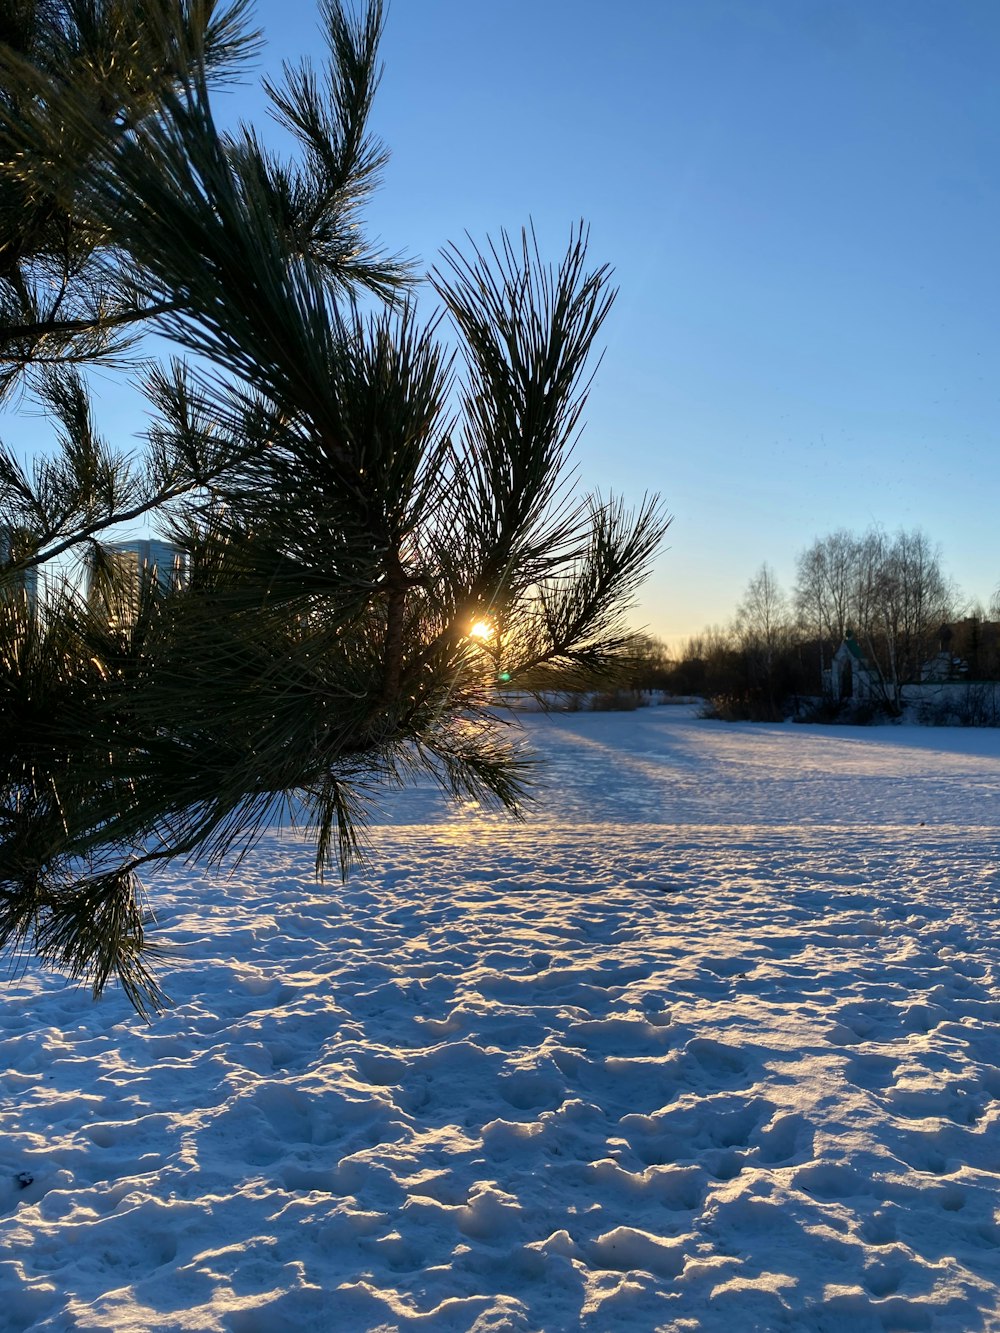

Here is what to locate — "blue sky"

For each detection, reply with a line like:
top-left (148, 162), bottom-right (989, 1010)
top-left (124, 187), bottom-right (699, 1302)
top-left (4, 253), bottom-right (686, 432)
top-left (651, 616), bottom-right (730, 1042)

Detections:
top-left (233, 0), bottom-right (1000, 643)
top-left (15, 1), bottom-right (1000, 645)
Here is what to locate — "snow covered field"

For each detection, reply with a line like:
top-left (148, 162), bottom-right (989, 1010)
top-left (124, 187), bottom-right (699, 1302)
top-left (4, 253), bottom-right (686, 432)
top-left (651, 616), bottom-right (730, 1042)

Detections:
top-left (4, 706), bottom-right (1000, 1332)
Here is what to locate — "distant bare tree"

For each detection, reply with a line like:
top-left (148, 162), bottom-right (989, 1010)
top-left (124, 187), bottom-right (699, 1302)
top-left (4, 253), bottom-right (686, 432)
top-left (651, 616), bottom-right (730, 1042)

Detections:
top-left (622, 634), bottom-right (673, 691)
top-left (795, 527), bottom-right (954, 710)
top-left (735, 563), bottom-right (790, 714)
top-left (794, 529), bottom-right (856, 671)
top-left (867, 529), bottom-right (952, 707)
top-left (850, 529), bottom-right (887, 651)
top-left (737, 563), bottom-right (788, 652)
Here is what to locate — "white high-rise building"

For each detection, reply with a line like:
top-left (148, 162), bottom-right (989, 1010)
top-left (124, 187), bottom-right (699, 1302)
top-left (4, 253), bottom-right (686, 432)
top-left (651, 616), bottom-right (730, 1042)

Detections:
top-left (87, 539), bottom-right (189, 628)
top-left (0, 528), bottom-right (40, 610)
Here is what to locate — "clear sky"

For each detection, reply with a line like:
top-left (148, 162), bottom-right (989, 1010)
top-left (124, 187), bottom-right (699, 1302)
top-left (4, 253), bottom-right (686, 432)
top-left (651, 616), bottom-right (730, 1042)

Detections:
top-left (15, 1), bottom-right (1000, 647)
top-left (239, 0), bottom-right (1000, 645)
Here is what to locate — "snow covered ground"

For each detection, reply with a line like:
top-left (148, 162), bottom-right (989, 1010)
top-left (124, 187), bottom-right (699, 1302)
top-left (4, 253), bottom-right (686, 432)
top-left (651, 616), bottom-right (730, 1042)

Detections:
top-left (4, 706), bottom-right (1000, 1332)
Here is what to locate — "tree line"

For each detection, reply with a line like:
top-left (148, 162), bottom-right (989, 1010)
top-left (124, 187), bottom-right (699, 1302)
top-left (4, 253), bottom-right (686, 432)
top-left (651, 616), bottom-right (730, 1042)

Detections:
top-left (660, 527), bottom-right (1000, 720)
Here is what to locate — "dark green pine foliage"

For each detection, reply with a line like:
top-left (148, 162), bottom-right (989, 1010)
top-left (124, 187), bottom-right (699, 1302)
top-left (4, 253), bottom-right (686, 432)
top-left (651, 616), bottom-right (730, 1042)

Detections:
top-left (0, 0), bottom-right (670, 1015)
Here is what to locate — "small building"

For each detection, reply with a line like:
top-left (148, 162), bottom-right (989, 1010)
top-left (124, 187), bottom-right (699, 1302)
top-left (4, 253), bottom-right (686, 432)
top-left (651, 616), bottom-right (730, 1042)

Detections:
top-left (825, 633), bottom-right (880, 703)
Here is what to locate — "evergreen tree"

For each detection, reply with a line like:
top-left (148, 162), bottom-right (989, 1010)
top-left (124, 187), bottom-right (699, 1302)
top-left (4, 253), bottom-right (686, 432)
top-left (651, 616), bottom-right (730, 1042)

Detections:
top-left (0, 0), bottom-right (669, 1013)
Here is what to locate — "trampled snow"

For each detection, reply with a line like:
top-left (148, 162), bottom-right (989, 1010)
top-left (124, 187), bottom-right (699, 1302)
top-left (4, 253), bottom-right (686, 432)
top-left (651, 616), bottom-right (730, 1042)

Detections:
top-left (3, 706), bottom-right (1000, 1331)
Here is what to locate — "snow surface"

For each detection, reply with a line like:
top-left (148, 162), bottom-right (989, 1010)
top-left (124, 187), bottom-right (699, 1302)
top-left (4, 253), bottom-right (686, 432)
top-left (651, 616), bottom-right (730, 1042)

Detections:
top-left (4, 706), bottom-right (1000, 1332)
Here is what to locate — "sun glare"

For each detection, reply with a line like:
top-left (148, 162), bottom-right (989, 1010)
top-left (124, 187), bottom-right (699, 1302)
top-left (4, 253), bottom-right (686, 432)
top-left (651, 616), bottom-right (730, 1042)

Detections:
top-left (468, 620), bottom-right (494, 641)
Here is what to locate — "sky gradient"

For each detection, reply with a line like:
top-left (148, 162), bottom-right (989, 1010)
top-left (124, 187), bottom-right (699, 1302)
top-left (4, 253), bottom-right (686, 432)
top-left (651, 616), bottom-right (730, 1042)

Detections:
top-left (339, 0), bottom-right (1000, 645)
top-left (11, 1), bottom-right (1000, 648)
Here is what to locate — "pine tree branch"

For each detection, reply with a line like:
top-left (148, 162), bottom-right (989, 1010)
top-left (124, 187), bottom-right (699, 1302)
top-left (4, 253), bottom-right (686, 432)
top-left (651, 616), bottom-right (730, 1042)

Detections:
top-left (0, 297), bottom-right (183, 344)
top-left (0, 7), bottom-right (671, 1017)
top-left (5, 438), bottom-right (265, 571)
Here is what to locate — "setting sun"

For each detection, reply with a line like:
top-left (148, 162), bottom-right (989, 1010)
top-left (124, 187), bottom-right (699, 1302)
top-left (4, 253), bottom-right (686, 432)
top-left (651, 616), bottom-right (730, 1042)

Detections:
top-left (468, 620), bottom-right (495, 641)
